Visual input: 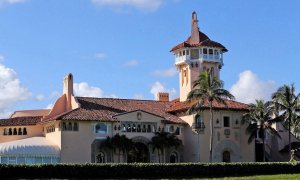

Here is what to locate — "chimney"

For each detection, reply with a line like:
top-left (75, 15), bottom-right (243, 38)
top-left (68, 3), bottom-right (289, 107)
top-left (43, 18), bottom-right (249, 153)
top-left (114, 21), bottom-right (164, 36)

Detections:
top-left (63, 73), bottom-right (73, 111)
top-left (190, 11), bottom-right (200, 44)
top-left (156, 92), bottom-right (169, 102)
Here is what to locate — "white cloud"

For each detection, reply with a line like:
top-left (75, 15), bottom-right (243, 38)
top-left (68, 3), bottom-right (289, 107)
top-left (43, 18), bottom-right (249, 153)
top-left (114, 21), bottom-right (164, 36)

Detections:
top-left (91, 0), bottom-right (163, 11)
top-left (74, 82), bottom-right (104, 97)
top-left (74, 82), bottom-right (118, 98)
top-left (125, 60), bottom-right (139, 66)
top-left (229, 70), bottom-right (276, 104)
top-left (152, 67), bottom-right (177, 77)
top-left (0, 0), bottom-right (27, 6)
top-left (35, 94), bottom-right (44, 101)
top-left (0, 61), bottom-right (31, 113)
top-left (150, 81), bottom-right (176, 100)
top-left (133, 93), bottom-right (144, 100)
top-left (95, 53), bottom-right (106, 60)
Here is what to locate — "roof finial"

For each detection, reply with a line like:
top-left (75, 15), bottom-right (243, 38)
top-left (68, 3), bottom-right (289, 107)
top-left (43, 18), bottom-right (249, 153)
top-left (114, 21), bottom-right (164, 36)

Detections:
top-left (190, 11), bottom-right (200, 44)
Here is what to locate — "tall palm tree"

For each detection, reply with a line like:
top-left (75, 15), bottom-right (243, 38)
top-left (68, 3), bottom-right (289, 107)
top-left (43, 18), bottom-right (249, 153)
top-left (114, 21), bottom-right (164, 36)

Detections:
top-left (186, 70), bottom-right (234, 162)
top-left (272, 84), bottom-right (300, 155)
top-left (150, 131), bottom-right (182, 163)
top-left (242, 99), bottom-right (281, 162)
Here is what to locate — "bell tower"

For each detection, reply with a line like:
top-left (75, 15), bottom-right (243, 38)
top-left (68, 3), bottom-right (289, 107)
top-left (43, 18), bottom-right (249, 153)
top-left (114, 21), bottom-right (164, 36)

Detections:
top-left (171, 11), bottom-right (228, 102)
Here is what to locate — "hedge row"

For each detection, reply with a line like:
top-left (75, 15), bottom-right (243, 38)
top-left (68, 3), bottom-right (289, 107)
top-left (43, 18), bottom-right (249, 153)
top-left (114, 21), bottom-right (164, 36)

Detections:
top-left (0, 162), bottom-right (299, 179)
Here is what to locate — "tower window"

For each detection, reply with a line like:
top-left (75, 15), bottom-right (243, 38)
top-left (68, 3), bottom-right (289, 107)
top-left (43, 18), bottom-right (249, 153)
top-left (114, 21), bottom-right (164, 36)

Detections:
top-left (203, 48), bottom-right (208, 54)
top-left (209, 49), bottom-right (213, 54)
top-left (223, 116), bottom-right (230, 127)
top-left (191, 49), bottom-right (199, 59)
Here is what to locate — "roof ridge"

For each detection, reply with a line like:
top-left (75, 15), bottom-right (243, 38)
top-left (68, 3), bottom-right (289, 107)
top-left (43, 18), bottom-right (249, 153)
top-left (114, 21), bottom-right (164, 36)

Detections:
top-left (75, 96), bottom-right (170, 103)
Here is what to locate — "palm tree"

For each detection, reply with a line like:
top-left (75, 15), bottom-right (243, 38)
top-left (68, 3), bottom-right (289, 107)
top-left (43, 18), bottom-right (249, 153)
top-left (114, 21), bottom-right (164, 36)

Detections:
top-left (242, 99), bottom-right (281, 162)
top-left (111, 133), bottom-right (134, 162)
top-left (150, 131), bottom-right (182, 163)
top-left (271, 84), bottom-right (300, 156)
top-left (100, 136), bottom-right (114, 162)
top-left (186, 70), bottom-right (235, 162)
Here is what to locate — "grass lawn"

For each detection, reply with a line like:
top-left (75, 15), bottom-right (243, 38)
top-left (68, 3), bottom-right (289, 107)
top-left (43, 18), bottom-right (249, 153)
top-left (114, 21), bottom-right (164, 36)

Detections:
top-left (198, 174), bottom-right (300, 180)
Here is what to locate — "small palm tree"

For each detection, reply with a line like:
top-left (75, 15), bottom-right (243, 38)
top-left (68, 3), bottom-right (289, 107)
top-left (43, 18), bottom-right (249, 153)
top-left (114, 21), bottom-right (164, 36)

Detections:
top-left (100, 136), bottom-right (114, 162)
top-left (242, 99), bottom-right (281, 162)
top-left (150, 131), bottom-right (182, 163)
top-left (111, 133), bottom-right (133, 162)
top-left (272, 84), bottom-right (300, 155)
top-left (187, 70), bottom-right (234, 162)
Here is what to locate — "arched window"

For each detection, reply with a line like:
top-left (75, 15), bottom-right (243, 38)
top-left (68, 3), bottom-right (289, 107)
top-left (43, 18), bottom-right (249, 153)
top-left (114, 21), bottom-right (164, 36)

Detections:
top-left (96, 152), bottom-right (105, 163)
top-left (18, 128), bottom-right (22, 135)
top-left (169, 125), bottom-right (174, 133)
top-left (195, 115), bottom-right (204, 129)
top-left (170, 152), bottom-right (178, 163)
top-left (67, 122), bottom-right (72, 131)
top-left (210, 67), bottom-right (214, 78)
top-left (223, 151), bottom-right (231, 163)
top-left (23, 128), bottom-right (27, 135)
top-left (13, 128), bottom-right (17, 135)
top-left (8, 128), bottom-right (12, 135)
top-left (73, 122), bottom-right (78, 131)
top-left (3, 128), bottom-right (7, 135)
top-left (95, 123), bottom-right (108, 134)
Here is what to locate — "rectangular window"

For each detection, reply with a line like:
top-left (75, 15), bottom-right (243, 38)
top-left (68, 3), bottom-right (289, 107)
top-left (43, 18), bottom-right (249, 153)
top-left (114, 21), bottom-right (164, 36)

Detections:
top-left (186, 50), bottom-right (189, 55)
top-left (203, 48), bottom-right (208, 54)
top-left (191, 49), bottom-right (199, 59)
top-left (223, 116), bottom-right (230, 127)
top-left (73, 122), bottom-right (79, 131)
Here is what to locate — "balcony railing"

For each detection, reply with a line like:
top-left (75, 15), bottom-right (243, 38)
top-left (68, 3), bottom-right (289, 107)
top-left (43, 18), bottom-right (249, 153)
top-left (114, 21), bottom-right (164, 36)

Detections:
top-left (175, 54), bottom-right (223, 65)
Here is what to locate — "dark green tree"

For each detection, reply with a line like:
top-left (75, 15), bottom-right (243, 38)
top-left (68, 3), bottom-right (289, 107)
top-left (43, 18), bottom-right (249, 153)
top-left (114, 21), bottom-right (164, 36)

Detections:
top-left (242, 99), bottom-right (281, 162)
top-left (150, 131), bottom-right (182, 163)
top-left (272, 84), bottom-right (300, 155)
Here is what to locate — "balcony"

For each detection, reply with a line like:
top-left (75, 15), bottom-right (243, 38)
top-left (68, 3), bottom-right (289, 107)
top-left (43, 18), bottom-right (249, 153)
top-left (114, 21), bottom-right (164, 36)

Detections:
top-left (175, 54), bottom-right (223, 65)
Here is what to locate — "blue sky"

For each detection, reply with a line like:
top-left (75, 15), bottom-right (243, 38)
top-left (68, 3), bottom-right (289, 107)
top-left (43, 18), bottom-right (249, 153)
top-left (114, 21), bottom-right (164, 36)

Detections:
top-left (0, 0), bottom-right (300, 117)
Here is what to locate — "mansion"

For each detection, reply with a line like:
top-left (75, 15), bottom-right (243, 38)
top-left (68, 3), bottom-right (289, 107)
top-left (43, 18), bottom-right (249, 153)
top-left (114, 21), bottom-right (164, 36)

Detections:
top-left (0, 12), bottom-right (294, 164)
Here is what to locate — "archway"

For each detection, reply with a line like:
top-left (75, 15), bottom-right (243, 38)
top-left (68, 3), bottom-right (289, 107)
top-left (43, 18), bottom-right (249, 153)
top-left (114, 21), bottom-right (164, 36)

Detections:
top-left (222, 151), bottom-right (230, 163)
top-left (169, 151), bottom-right (179, 163)
top-left (127, 142), bottom-right (149, 163)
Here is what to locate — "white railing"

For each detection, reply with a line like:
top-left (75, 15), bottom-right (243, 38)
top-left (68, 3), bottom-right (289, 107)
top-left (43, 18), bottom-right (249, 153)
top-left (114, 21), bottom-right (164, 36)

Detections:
top-left (175, 54), bottom-right (223, 65)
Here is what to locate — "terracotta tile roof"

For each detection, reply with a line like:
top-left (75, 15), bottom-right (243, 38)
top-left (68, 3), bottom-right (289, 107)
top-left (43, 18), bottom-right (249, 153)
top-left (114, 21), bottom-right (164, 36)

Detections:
top-left (167, 98), bottom-right (249, 113)
top-left (54, 97), bottom-right (185, 124)
top-left (171, 31), bottom-right (227, 52)
top-left (0, 116), bottom-right (42, 126)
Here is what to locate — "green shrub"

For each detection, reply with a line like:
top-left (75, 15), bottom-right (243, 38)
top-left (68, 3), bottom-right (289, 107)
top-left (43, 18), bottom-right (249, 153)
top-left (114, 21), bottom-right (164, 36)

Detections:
top-left (0, 162), bottom-right (299, 179)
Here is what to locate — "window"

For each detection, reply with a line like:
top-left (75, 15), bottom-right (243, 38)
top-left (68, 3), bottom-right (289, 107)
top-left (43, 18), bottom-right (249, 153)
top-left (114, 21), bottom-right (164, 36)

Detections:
top-left (223, 116), bottom-right (230, 127)
top-left (191, 49), bottom-right (199, 59)
top-left (147, 125), bottom-right (151, 133)
top-left (3, 128), bottom-right (7, 136)
top-left (183, 50), bottom-right (185, 56)
top-left (175, 127), bottom-right (180, 135)
top-left (195, 115), bottom-right (205, 129)
top-left (95, 123), bottom-right (108, 134)
top-left (169, 125), bottom-right (174, 133)
top-left (209, 49), bottom-right (213, 55)
top-left (96, 152), bottom-right (105, 163)
top-left (62, 122), bottom-right (67, 131)
top-left (210, 67), bottom-right (214, 78)
top-left (73, 122), bottom-right (78, 131)
top-left (67, 122), bottom-right (72, 131)
top-left (8, 128), bottom-right (12, 135)
top-left (18, 128), bottom-right (22, 135)
top-left (203, 48), bottom-right (208, 54)
top-left (13, 128), bottom-right (17, 135)
top-left (186, 50), bottom-right (189, 55)
top-left (23, 128), bottom-right (27, 135)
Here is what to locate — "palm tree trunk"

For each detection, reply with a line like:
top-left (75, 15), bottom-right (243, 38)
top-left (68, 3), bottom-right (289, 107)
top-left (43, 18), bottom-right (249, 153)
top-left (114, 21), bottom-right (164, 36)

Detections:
top-left (289, 113), bottom-right (292, 158)
top-left (209, 101), bottom-right (213, 163)
top-left (262, 132), bottom-right (265, 162)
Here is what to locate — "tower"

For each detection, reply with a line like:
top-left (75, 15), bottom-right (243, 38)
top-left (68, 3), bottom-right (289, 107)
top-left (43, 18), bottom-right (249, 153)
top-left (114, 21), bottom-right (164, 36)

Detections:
top-left (171, 11), bottom-right (228, 102)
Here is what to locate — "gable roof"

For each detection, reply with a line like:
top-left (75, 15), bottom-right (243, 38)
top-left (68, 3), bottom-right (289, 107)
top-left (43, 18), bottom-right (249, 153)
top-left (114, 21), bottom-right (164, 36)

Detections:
top-left (167, 98), bottom-right (249, 113)
top-left (52, 97), bottom-right (185, 124)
